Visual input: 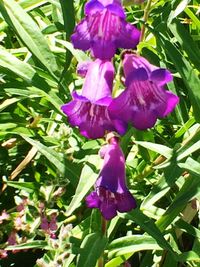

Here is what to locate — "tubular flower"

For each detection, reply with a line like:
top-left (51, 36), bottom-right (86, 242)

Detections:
top-left (71, 0), bottom-right (140, 60)
top-left (86, 136), bottom-right (136, 220)
top-left (108, 53), bottom-right (179, 130)
top-left (61, 59), bottom-right (126, 139)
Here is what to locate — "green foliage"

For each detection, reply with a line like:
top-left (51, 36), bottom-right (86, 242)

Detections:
top-left (0, 0), bottom-right (200, 266)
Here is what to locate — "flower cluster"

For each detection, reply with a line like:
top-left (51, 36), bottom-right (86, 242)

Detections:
top-left (61, 0), bottom-right (179, 220)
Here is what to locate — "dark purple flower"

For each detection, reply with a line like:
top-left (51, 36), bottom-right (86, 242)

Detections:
top-left (86, 137), bottom-right (136, 220)
top-left (61, 59), bottom-right (126, 139)
top-left (108, 53), bottom-right (179, 130)
top-left (71, 0), bottom-right (140, 60)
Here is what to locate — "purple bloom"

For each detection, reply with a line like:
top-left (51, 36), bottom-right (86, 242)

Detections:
top-left (108, 53), bottom-right (179, 130)
top-left (61, 59), bottom-right (126, 139)
top-left (86, 137), bottom-right (136, 220)
top-left (71, 0), bottom-right (140, 60)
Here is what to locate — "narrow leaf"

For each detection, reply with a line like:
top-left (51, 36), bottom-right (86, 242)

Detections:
top-left (21, 136), bottom-right (78, 181)
top-left (77, 233), bottom-right (107, 267)
top-left (66, 163), bottom-right (98, 216)
top-left (108, 235), bottom-right (161, 258)
top-left (0, 0), bottom-right (59, 77)
top-left (5, 181), bottom-right (37, 192)
top-left (0, 45), bottom-right (36, 82)
top-left (134, 141), bottom-right (173, 159)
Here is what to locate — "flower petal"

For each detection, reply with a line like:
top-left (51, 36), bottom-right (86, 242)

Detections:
top-left (116, 191), bottom-right (137, 212)
top-left (100, 201), bottom-right (117, 220)
top-left (71, 19), bottom-right (91, 51)
top-left (158, 90), bottom-right (179, 117)
top-left (61, 99), bottom-right (89, 127)
top-left (86, 192), bottom-right (100, 208)
top-left (150, 69), bottom-right (173, 86)
top-left (85, 0), bottom-right (104, 15)
top-left (125, 67), bottom-right (148, 86)
top-left (62, 97), bottom-right (117, 139)
top-left (107, 3), bottom-right (125, 18)
top-left (96, 143), bottom-right (127, 193)
top-left (108, 90), bottom-right (133, 123)
top-left (123, 53), bottom-right (157, 77)
top-left (115, 22), bottom-right (140, 49)
top-left (131, 109), bottom-right (157, 130)
top-left (81, 59), bottom-right (114, 101)
top-left (113, 119), bottom-right (128, 135)
top-left (91, 40), bottom-right (116, 60)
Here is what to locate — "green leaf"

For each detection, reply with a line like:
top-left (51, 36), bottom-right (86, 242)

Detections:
top-left (59, 0), bottom-right (75, 40)
top-left (0, 0), bottom-right (59, 78)
top-left (0, 126), bottom-right (34, 137)
top-left (0, 97), bottom-right (21, 112)
top-left (66, 161), bottom-right (98, 216)
top-left (119, 209), bottom-right (176, 257)
top-left (134, 141), bottom-right (173, 159)
top-left (105, 254), bottom-right (132, 267)
top-left (174, 219), bottom-right (200, 239)
top-left (178, 157), bottom-right (200, 176)
top-left (4, 86), bottom-right (63, 112)
top-left (178, 251), bottom-right (200, 262)
top-left (156, 167), bottom-right (200, 232)
top-left (5, 181), bottom-right (38, 192)
top-left (169, 19), bottom-right (200, 70)
top-left (76, 233), bottom-right (107, 267)
top-left (21, 136), bottom-right (78, 181)
top-left (141, 176), bottom-right (171, 209)
top-left (184, 7), bottom-right (200, 29)
top-left (177, 140), bottom-right (200, 161)
top-left (19, 0), bottom-right (48, 12)
top-left (108, 235), bottom-right (161, 258)
top-left (6, 241), bottom-right (50, 250)
top-left (157, 34), bottom-right (200, 122)
top-left (56, 39), bottom-right (89, 62)
top-left (0, 45), bottom-right (36, 82)
top-left (168, 0), bottom-right (190, 24)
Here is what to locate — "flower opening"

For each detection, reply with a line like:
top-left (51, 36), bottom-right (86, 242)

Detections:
top-left (61, 59), bottom-right (127, 139)
top-left (108, 53), bottom-right (179, 130)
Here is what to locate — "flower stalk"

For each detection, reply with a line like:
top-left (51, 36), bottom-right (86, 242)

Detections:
top-left (139, 0), bottom-right (152, 42)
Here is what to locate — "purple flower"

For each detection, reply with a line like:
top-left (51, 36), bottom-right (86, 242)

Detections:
top-left (61, 59), bottom-right (126, 139)
top-left (108, 53), bottom-right (179, 130)
top-left (71, 0), bottom-right (140, 60)
top-left (86, 137), bottom-right (136, 220)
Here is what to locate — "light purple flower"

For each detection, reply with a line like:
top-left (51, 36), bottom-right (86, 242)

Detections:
top-left (86, 137), bottom-right (136, 220)
top-left (108, 53), bottom-right (179, 130)
top-left (7, 231), bottom-right (17, 245)
top-left (61, 59), bottom-right (126, 139)
top-left (0, 210), bottom-right (9, 224)
top-left (71, 0), bottom-right (140, 60)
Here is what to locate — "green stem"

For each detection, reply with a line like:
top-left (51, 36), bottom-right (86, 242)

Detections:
top-left (98, 216), bottom-right (107, 267)
top-left (101, 216), bottom-right (107, 236)
top-left (112, 60), bottom-right (122, 97)
top-left (139, 0), bottom-right (152, 42)
top-left (98, 257), bottom-right (104, 267)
